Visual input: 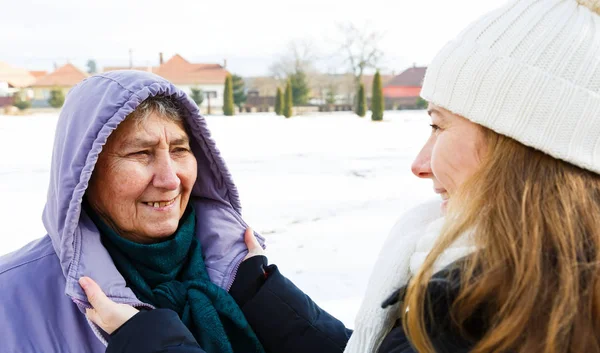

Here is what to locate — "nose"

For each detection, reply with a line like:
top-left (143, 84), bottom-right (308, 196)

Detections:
top-left (153, 152), bottom-right (180, 190)
top-left (411, 138), bottom-right (433, 179)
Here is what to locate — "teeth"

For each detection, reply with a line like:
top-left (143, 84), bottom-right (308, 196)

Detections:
top-left (145, 199), bottom-right (175, 208)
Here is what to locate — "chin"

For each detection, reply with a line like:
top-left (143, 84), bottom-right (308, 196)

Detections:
top-left (441, 199), bottom-right (449, 214)
top-left (149, 223), bottom-right (180, 239)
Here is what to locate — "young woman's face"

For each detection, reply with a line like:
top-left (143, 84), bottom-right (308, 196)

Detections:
top-left (411, 104), bottom-right (487, 212)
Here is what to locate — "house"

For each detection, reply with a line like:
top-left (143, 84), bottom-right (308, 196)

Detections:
top-left (29, 71), bottom-right (48, 79)
top-left (243, 73), bottom-right (394, 111)
top-left (30, 64), bottom-right (89, 107)
top-left (104, 54), bottom-right (229, 114)
top-left (383, 66), bottom-right (427, 109)
top-left (0, 61), bottom-right (37, 107)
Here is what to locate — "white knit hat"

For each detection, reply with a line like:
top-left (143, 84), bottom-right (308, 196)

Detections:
top-left (421, 0), bottom-right (600, 174)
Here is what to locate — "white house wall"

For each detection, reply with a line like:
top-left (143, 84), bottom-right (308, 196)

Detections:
top-left (177, 84), bottom-right (225, 110)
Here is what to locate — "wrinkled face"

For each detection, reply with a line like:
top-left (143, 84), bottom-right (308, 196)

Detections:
top-left (411, 103), bottom-right (487, 212)
top-left (87, 112), bottom-right (198, 243)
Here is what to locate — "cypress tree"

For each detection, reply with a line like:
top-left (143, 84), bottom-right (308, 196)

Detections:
top-left (275, 87), bottom-right (283, 115)
top-left (283, 81), bottom-right (293, 118)
top-left (223, 74), bottom-right (235, 116)
top-left (356, 83), bottom-right (366, 117)
top-left (371, 71), bottom-right (384, 121)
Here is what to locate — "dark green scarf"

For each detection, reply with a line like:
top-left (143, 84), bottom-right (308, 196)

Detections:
top-left (86, 203), bottom-right (265, 353)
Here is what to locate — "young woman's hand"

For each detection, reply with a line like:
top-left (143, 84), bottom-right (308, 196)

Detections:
top-left (79, 276), bottom-right (139, 334)
top-left (243, 228), bottom-right (267, 261)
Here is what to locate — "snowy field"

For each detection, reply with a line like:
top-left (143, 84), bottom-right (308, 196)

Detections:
top-left (0, 110), bottom-right (434, 327)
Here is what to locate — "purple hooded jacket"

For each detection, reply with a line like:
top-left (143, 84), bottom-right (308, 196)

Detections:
top-left (0, 70), bottom-right (265, 353)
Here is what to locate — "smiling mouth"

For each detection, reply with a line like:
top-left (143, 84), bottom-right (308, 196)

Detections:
top-left (143, 197), bottom-right (177, 208)
top-left (434, 189), bottom-right (449, 201)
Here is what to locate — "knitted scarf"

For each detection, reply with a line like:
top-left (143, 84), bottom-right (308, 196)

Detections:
top-left (344, 200), bottom-right (474, 353)
top-left (87, 203), bottom-right (265, 353)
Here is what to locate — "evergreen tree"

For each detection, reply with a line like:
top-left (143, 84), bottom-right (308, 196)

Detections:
top-left (371, 71), bottom-right (384, 121)
top-left (48, 88), bottom-right (65, 108)
top-left (223, 74), bottom-right (235, 116)
top-left (416, 96), bottom-right (428, 110)
top-left (86, 60), bottom-right (97, 74)
top-left (356, 83), bottom-right (366, 117)
top-left (13, 93), bottom-right (31, 111)
top-left (190, 87), bottom-right (204, 106)
top-left (275, 87), bottom-right (283, 115)
top-left (325, 90), bottom-right (336, 106)
top-left (231, 74), bottom-right (247, 112)
top-left (283, 81), bottom-right (293, 118)
top-left (289, 70), bottom-right (310, 105)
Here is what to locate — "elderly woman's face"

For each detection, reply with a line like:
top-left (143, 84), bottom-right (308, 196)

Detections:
top-left (87, 113), bottom-right (197, 243)
top-left (411, 104), bottom-right (487, 212)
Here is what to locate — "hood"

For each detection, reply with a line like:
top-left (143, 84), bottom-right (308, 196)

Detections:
top-left (42, 70), bottom-right (260, 306)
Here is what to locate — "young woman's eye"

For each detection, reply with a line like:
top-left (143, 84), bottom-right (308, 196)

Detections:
top-left (430, 124), bottom-right (441, 131)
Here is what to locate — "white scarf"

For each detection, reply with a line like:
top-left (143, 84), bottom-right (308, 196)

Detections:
top-left (344, 200), bottom-right (474, 353)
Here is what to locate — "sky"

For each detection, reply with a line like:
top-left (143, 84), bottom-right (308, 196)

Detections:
top-left (1, 0), bottom-right (508, 77)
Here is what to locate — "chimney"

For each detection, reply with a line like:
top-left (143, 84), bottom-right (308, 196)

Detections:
top-left (159, 52), bottom-right (164, 65)
top-left (223, 59), bottom-right (227, 68)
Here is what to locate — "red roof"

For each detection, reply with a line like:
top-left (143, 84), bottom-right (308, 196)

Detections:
top-left (383, 86), bottom-right (422, 98)
top-left (32, 64), bottom-right (88, 87)
top-left (104, 54), bottom-right (229, 85)
top-left (385, 67), bottom-right (427, 88)
top-left (103, 66), bottom-right (155, 73)
top-left (0, 61), bottom-right (36, 88)
top-left (29, 70), bottom-right (48, 79)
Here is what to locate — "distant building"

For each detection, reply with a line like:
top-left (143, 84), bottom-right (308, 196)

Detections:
top-left (383, 66), bottom-right (427, 109)
top-left (0, 61), bottom-right (37, 107)
top-left (243, 73), bottom-right (394, 112)
top-left (104, 54), bottom-right (229, 114)
top-left (30, 64), bottom-right (89, 107)
top-left (29, 71), bottom-right (48, 79)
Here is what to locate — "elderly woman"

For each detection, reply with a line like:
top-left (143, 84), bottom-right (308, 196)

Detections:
top-left (81, 0), bottom-right (600, 352)
top-left (0, 70), bottom-right (268, 353)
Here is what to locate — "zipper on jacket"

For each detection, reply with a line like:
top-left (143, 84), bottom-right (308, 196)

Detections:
top-left (225, 240), bottom-right (267, 292)
top-left (73, 298), bottom-right (155, 346)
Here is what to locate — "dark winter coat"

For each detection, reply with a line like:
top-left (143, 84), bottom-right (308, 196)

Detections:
top-left (107, 257), bottom-right (482, 353)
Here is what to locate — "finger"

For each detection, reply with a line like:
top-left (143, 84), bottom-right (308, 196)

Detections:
top-left (244, 228), bottom-right (261, 251)
top-left (79, 277), bottom-right (111, 313)
top-left (85, 307), bottom-right (99, 324)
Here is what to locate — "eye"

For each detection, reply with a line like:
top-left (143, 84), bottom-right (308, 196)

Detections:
top-left (430, 124), bottom-right (441, 132)
top-left (129, 150), bottom-right (150, 156)
top-left (172, 147), bottom-right (190, 153)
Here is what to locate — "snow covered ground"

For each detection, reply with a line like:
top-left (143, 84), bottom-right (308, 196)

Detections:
top-left (0, 110), bottom-right (435, 327)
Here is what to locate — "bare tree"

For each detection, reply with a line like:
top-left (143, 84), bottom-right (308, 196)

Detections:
top-left (337, 23), bottom-right (385, 91)
top-left (269, 39), bottom-right (322, 104)
top-left (269, 39), bottom-right (318, 81)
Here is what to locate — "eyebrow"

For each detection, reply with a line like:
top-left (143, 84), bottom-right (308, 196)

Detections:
top-left (120, 136), bottom-right (190, 149)
top-left (427, 107), bottom-right (446, 121)
top-left (427, 107), bottom-right (439, 117)
top-left (170, 137), bottom-right (190, 146)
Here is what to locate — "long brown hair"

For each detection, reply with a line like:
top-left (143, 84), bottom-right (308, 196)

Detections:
top-left (403, 129), bottom-right (600, 352)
